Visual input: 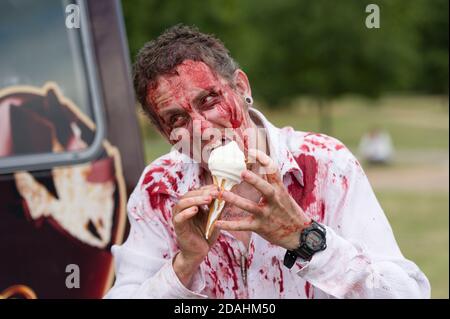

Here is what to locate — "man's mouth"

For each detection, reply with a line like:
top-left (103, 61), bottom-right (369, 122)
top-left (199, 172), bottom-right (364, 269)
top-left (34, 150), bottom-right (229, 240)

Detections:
top-left (209, 136), bottom-right (231, 151)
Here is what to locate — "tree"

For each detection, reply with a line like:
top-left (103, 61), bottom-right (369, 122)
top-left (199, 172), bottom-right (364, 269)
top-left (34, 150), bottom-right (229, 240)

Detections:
top-left (412, 0), bottom-right (449, 96)
top-left (122, 0), bottom-right (448, 132)
top-left (238, 0), bottom-right (423, 132)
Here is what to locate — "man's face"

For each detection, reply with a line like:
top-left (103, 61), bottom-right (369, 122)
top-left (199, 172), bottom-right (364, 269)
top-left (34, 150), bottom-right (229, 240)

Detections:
top-left (147, 60), bottom-right (253, 165)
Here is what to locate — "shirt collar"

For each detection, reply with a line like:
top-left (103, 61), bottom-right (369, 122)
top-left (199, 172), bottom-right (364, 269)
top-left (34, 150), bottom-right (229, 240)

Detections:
top-left (248, 108), bottom-right (304, 186)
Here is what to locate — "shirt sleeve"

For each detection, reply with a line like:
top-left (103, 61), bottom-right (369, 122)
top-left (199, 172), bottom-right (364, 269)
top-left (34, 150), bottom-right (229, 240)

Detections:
top-left (295, 147), bottom-right (431, 299)
top-left (103, 189), bottom-right (208, 299)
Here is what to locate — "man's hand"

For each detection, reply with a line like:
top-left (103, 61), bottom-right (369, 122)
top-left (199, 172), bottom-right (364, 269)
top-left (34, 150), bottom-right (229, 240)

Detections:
top-left (172, 184), bottom-right (220, 288)
top-left (215, 149), bottom-right (312, 250)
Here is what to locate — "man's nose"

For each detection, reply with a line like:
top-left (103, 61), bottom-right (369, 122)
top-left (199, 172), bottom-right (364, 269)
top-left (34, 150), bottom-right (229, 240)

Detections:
top-left (189, 111), bottom-right (214, 132)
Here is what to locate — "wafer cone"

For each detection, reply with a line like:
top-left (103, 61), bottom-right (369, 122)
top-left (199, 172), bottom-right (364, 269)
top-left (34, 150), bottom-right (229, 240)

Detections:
top-left (205, 177), bottom-right (227, 239)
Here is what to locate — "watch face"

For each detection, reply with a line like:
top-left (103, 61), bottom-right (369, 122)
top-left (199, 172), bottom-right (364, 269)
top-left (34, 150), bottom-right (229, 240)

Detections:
top-left (305, 230), bottom-right (324, 251)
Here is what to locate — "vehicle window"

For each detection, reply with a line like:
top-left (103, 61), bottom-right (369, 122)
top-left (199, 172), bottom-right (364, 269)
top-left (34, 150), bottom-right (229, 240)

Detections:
top-left (0, 0), bottom-right (105, 173)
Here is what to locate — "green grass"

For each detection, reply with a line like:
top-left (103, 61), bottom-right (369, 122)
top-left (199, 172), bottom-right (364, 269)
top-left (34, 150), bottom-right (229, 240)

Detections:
top-left (139, 95), bottom-right (449, 298)
top-left (262, 95), bottom-right (449, 151)
top-left (377, 191), bottom-right (449, 298)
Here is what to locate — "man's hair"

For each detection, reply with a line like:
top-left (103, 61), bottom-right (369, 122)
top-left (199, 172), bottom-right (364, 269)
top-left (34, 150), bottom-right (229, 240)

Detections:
top-left (133, 24), bottom-right (239, 131)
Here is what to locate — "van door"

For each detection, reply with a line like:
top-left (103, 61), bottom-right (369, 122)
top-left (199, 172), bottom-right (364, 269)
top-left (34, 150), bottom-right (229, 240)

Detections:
top-left (0, 0), bottom-right (144, 298)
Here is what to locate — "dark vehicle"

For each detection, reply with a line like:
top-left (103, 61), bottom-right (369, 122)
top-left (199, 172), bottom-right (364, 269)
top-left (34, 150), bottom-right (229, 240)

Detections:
top-left (0, 0), bottom-right (144, 298)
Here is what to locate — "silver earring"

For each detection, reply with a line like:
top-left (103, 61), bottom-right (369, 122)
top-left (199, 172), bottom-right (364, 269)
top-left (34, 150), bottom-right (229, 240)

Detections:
top-left (245, 96), bottom-right (253, 106)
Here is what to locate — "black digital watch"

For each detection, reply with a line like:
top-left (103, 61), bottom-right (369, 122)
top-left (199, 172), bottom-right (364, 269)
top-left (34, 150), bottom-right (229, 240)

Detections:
top-left (283, 220), bottom-right (327, 269)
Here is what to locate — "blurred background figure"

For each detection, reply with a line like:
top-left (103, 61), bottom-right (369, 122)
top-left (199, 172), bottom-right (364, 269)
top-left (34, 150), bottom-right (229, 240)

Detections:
top-left (359, 127), bottom-right (394, 165)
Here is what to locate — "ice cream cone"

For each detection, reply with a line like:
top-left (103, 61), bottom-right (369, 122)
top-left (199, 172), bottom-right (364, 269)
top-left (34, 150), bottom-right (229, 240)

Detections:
top-left (205, 141), bottom-right (246, 239)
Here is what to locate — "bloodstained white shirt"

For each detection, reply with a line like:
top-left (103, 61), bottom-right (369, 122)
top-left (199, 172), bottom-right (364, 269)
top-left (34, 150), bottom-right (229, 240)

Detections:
top-left (105, 108), bottom-right (430, 299)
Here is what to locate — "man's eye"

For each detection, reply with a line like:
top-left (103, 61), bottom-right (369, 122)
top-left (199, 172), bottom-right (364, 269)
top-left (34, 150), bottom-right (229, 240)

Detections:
top-left (202, 92), bottom-right (219, 107)
top-left (169, 114), bottom-right (187, 127)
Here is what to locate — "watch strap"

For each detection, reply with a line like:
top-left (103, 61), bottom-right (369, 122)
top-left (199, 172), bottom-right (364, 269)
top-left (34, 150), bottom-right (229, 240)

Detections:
top-left (283, 221), bottom-right (326, 269)
top-left (283, 250), bottom-right (297, 269)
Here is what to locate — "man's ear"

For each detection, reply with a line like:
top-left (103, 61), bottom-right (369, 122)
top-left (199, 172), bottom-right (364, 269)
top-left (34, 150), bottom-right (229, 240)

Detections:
top-left (233, 69), bottom-right (252, 98)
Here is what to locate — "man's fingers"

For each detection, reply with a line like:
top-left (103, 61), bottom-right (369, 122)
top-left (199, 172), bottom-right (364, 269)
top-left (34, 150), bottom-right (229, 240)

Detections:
top-left (241, 170), bottom-right (276, 199)
top-left (248, 149), bottom-right (278, 174)
top-left (173, 206), bottom-right (199, 225)
top-left (248, 149), bottom-right (282, 185)
top-left (215, 218), bottom-right (258, 231)
top-left (221, 190), bottom-right (264, 216)
top-left (183, 185), bottom-right (219, 198)
top-left (174, 195), bottom-right (216, 214)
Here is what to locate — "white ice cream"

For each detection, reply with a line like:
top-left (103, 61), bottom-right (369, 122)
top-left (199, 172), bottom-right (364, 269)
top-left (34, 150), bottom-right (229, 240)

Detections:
top-left (205, 141), bottom-right (246, 239)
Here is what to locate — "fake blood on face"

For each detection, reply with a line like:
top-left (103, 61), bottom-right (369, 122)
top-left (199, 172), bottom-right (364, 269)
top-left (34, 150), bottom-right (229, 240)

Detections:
top-left (146, 60), bottom-right (252, 165)
top-left (219, 86), bottom-right (245, 129)
top-left (147, 60), bottom-right (247, 133)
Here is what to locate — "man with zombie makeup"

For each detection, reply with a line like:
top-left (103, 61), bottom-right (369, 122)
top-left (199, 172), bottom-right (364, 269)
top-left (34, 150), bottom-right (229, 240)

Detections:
top-left (105, 25), bottom-right (430, 299)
